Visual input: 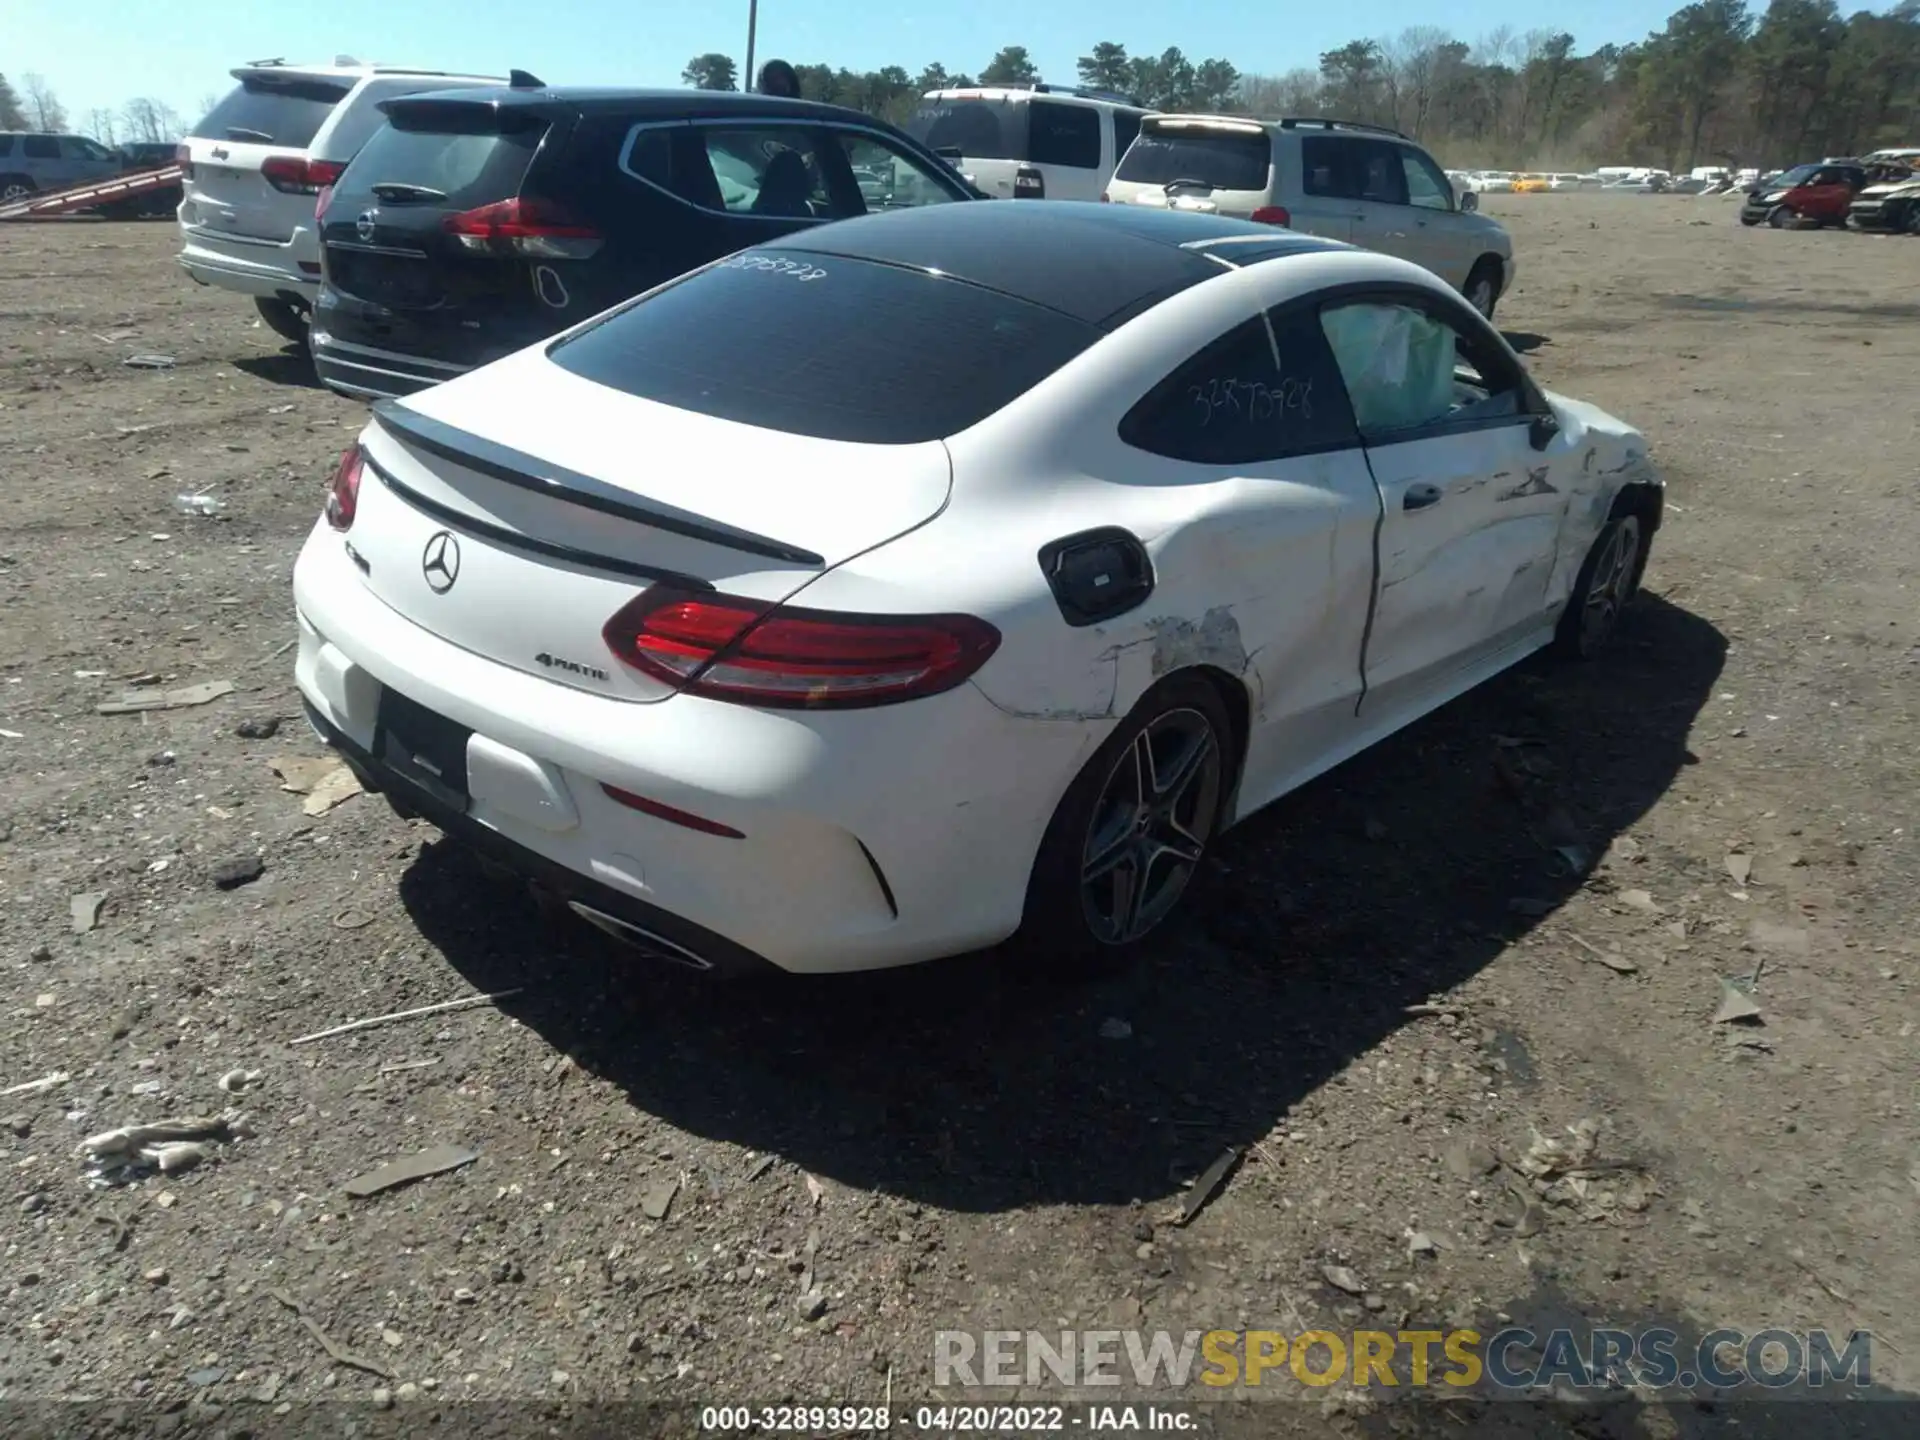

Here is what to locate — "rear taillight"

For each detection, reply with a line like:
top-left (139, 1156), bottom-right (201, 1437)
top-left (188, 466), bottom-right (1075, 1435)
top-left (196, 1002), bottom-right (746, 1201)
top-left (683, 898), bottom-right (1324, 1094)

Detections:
top-left (1250, 205), bottom-right (1292, 227)
top-left (173, 143), bottom-right (193, 180)
top-left (325, 446), bottom-right (363, 531)
top-left (262, 156), bottom-right (336, 195)
top-left (442, 197), bottom-right (604, 259)
top-left (602, 588), bottom-right (1001, 709)
top-left (1013, 165), bottom-right (1045, 199)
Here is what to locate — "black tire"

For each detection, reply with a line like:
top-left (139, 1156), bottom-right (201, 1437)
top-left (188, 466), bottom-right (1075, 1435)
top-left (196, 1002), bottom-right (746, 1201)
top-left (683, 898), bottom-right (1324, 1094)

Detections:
top-left (1554, 513), bottom-right (1645, 660)
top-left (1017, 673), bottom-right (1234, 970)
top-left (1767, 205), bottom-right (1795, 229)
top-left (1464, 258), bottom-right (1503, 322)
top-left (1903, 204), bottom-right (1920, 237)
top-left (0, 175), bottom-right (33, 204)
top-left (254, 296), bottom-right (310, 345)
top-left (1738, 213), bottom-right (1762, 226)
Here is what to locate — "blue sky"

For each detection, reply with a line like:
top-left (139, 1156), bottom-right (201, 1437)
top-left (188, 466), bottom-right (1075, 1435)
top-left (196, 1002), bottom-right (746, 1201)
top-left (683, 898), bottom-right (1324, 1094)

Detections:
top-left (15, 0), bottom-right (1693, 131)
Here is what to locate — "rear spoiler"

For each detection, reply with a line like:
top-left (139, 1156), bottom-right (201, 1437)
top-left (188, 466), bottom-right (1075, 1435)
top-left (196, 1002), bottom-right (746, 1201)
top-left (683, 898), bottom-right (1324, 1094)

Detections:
top-left (370, 402), bottom-right (826, 567)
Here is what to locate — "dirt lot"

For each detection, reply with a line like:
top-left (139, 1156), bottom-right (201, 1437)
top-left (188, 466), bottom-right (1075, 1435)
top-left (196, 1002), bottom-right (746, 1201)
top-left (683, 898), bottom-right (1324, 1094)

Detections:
top-left (2, 195), bottom-right (1917, 1437)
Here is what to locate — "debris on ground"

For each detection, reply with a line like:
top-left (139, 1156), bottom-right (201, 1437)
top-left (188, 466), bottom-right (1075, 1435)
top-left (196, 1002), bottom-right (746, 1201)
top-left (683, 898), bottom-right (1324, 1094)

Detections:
top-left (81, 1114), bottom-right (243, 1183)
top-left (96, 679), bottom-right (234, 715)
top-left (1568, 931), bottom-right (1639, 974)
top-left (1512, 1119), bottom-right (1652, 1220)
top-left (1097, 1017), bottom-right (1133, 1040)
top-left (270, 755), bottom-right (339, 793)
top-left (302, 766), bottom-right (363, 815)
top-left (211, 855), bottom-right (265, 890)
top-left (1174, 1146), bottom-right (1240, 1226)
top-left (1725, 851), bottom-right (1753, 886)
top-left (268, 1288), bottom-right (394, 1379)
top-left (641, 1178), bottom-right (678, 1221)
top-left (804, 1172), bottom-right (826, 1208)
top-left (344, 1144), bottom-right (480, 1199)
top-left (3, 1071), bottom-right (71, 1098)
top-left (745, 1155), bottom-right (776, 1182)
top-left (122, 354), bottom-right (175, 369)
top-left (1322, 1264), bottom-right (1365, 1295)
top-left (172, 493), bottom-right (225, 517)
top-left (235, 716), bottom-right (282, 739)
top-left (291, 989), bottom-right (525, 1046)
top-left (1617, 889), bottom-right (1660, 915)
top-left (217, 1069), bottom-right (262, 1094)
top-left (1712, 979), bottom-right (1765, 1026)
top-left (70, 890), bottom-right (108, 934)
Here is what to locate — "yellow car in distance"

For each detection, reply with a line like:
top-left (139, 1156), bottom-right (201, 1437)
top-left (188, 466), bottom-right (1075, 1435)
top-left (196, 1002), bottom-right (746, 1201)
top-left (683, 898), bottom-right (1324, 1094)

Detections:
top-left (1512, 174), bottom-right (1552, 193)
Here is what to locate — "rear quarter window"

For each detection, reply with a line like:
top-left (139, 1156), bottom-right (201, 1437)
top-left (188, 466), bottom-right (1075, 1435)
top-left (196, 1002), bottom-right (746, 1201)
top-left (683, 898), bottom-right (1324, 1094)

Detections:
top-left (1117, 127), bottom-right (1271, 192)
top-left (906, 100), bottom-right (1024, 162)
top-left (547, 251), bottom-right (1101, 444)
top-left (1027, 101), bottom-right (1101, 169)
top-left (192, 77), bottom-right (353, 147)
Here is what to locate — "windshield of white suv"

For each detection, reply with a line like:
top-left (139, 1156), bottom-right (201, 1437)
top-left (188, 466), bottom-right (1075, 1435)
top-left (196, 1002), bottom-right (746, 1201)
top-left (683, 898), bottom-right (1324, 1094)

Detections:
top-left (1115, 128), bottom-right (1270, 191)
top-left (192, 77), bottom-right (353, 148)
top-left (906, 100), bottom-right (1025, 161)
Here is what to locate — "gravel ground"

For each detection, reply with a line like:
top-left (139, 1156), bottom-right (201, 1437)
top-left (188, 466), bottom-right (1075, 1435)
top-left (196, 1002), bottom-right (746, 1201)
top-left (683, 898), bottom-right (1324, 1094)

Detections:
top-left (2, 196), bottom-right (1917, 1438)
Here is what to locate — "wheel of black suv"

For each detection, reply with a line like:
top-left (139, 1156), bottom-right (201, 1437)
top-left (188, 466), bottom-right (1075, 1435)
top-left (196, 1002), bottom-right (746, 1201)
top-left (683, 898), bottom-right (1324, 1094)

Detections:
top-left (1019, 674), bottom-right (1232, 971)
top-left (1555, 513), bottom-right (1645, 660)
top-left (254, 296), bottom-right (310, 345)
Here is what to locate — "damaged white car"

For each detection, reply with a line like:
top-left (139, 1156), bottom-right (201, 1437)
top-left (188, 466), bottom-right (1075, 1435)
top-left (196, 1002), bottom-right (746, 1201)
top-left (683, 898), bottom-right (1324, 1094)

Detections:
top-left (291, 201), bottom-right (1662, 976)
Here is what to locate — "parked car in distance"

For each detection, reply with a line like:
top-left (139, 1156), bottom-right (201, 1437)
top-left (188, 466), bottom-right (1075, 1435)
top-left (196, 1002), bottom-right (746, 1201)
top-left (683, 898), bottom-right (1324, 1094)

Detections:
top-left (906, 83), bottom-right (1149, 201)
top-left (293, 201), bottom-right (1661, 976)
top-left (178, 58), bottom-right (504, 344)
top-left (1849, 172), bottom-right (1920, 233)
top-left (312, 86), bottom-right (979, 399)
top-left (1103, 115), bottom-right (1515, 319)
top-left (1739, 161), bottom-right (1866, 227)
top-left (118, 141), bottom-right (181, 171)
top-left (0, 131), bottom-right (124, 202)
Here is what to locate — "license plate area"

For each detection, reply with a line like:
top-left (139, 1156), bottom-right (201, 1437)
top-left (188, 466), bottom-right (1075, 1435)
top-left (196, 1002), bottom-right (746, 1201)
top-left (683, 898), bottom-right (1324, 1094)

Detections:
top-left (375, 687), bottom-right (472, 812)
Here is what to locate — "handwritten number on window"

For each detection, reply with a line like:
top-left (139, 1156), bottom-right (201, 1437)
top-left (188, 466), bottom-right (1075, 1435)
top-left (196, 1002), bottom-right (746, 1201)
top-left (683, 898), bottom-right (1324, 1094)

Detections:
top-left (1185, 374), bottom-right (1315, 429)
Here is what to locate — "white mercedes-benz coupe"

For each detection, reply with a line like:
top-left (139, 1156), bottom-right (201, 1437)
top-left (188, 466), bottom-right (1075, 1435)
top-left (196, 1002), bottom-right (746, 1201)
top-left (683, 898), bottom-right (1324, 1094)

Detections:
top-left (292, 200), bottom-right (1662, 976)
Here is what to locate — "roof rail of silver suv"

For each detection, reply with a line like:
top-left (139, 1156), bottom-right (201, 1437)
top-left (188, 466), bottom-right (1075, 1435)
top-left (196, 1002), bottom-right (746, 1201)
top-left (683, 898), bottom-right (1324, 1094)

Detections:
top-left (1023, 81), bottom-right (1148, 108)
top-left (1278, 116), bottom-right (1410, 141)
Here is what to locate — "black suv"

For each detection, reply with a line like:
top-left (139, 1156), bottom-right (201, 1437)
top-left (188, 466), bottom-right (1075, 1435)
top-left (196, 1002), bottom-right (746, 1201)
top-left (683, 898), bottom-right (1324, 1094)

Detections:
top-left (312, 86), bottom-right (981, 398)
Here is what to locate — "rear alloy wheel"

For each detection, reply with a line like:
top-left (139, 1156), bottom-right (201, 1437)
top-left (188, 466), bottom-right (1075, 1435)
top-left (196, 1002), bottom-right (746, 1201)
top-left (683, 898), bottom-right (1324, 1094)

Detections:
top-left (1767, 205), bottom-right (1796, 229)
top-left (1021, 675), bottom-right (1231, 967)
top-left (1555, 514), bottom-right (1643, 659)
top-left (254, 296), bottom-right (310, 346)
top-left (1465, 260), bottom-right (1502, 321)
top-left (0, 178), bottom-right (33, 204)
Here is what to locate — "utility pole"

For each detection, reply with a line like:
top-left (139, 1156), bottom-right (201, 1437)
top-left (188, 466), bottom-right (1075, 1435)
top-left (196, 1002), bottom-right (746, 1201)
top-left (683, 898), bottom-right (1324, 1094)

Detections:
top-left (745, 0), bottom-right (759, 92)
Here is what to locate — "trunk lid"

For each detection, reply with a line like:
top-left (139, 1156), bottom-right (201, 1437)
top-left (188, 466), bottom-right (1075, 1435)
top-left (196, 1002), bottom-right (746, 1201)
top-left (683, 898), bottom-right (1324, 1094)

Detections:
top-left (344, 348), bottom-right (953, 702)
top-left (182, 71), bottom-right (352, 241)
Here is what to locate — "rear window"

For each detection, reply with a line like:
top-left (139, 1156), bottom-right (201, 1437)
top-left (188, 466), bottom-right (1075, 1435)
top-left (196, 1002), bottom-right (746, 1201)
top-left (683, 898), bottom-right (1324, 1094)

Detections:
top-left (548, 251), bottom-right (1100, 444)
top-left (336, 116), bottom-right (541, 208)
top-left (1116, 127), bottom-right (1270, 192)
top-left (191, 77), bottom-right (353, 147)
top-left (906, 100), bottom-right (1027, 162)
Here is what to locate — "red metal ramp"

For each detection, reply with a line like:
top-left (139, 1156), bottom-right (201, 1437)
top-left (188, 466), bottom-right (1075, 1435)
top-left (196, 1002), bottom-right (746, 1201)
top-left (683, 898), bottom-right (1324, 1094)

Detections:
top-left (0, 166), bottom-right (184, 222)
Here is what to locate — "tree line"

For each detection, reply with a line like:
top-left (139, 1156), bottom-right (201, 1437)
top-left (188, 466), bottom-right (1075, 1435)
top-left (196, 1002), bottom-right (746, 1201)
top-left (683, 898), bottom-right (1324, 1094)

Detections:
top-left (0, 68), bottom-right (195, 145)
top-left (684, 0), bottom-right (1920, 170)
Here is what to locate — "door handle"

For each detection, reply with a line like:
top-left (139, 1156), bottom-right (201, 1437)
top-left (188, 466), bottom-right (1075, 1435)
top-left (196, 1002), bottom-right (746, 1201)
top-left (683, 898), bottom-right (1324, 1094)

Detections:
top-left (1403, 483), bottom-right (1443, 511)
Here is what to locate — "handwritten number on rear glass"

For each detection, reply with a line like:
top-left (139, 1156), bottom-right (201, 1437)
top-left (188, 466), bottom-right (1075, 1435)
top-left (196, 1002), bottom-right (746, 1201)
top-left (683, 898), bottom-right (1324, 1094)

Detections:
top-left (1187, 375), bottom-right (1315, 428)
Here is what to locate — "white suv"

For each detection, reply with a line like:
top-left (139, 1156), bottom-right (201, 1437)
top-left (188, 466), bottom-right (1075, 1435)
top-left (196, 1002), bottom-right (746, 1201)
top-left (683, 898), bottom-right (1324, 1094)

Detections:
top-left (1108, 116), bottom-right (1517, 318)
top-left (178, 58), bottom-right (502, 341)
top-left (906, 84), bottom-right (1149, 202)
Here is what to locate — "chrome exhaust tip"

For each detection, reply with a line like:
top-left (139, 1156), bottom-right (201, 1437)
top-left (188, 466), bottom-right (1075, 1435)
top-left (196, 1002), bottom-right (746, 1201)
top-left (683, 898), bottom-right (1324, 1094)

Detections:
top-left (566, 901), bottom-right (714, 971)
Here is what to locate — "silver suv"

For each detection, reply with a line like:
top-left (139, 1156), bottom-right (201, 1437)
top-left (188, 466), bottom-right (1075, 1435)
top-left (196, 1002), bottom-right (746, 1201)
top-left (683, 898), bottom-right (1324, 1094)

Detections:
top-left (0, 132), bottom-right (124, 203)
top-left (1106, 115), bottom-right (1516, 319)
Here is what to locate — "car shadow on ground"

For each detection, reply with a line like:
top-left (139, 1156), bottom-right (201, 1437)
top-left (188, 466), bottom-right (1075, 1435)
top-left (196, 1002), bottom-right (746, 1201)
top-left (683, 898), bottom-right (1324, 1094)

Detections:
top-left (233, 349), bottom-right (323, 389)
top-left (400, 592), bottom-right (1724, 1215)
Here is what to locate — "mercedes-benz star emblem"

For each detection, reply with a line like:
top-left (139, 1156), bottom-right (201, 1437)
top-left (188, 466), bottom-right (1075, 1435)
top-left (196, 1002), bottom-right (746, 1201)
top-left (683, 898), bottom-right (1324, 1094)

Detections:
top-left (421, 531), bottom-right (461, 594)
top-left (355, 207), bottom-right (379, 242)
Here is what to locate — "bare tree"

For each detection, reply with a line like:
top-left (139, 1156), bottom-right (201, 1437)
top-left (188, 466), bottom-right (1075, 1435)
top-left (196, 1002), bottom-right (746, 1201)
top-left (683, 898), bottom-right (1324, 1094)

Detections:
top-left (85, 107), bottom-right (119, 145)
top-left (1388, 27), bottom-right (1450, 138)
top-left (121, 97), bottom-right (183, 145)
top-left (1234, 68), bottom-right (1324, 117)
top-left (21, 72), bottom-right (67, 132)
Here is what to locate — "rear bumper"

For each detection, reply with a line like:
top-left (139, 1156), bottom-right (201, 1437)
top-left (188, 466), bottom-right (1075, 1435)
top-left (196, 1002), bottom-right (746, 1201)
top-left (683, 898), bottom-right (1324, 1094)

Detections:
top-left (310, 329), bottom-right (471, 400)
top-left (291, 520), bottom-right (1095, 974)
top-left (178, 222), bottom-right (320, 300)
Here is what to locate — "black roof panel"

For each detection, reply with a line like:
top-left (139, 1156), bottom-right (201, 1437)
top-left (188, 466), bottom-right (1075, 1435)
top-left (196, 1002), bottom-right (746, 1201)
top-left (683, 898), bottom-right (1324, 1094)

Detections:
top-left (777, 201), bottom-right (1345, 328)
top-left (385, 85), bottom-right (865, 124)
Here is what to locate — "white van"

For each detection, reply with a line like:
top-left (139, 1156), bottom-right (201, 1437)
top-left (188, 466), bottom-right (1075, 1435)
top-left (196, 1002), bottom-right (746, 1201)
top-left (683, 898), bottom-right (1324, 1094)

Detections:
top-left (905, 84), bottom-right (1149, 202)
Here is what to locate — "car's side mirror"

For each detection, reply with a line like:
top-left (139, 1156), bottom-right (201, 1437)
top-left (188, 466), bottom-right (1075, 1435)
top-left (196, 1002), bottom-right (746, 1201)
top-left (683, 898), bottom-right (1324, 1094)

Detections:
top-left (1529, 411), bottom-right (1561, 451)
top-left (1459, 189), bottom-right (1478, 213)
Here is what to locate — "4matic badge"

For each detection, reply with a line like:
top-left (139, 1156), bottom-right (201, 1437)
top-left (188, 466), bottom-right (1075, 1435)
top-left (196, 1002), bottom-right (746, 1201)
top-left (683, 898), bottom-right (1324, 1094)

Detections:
top-left (536, 652), bottom-right (610, 682)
